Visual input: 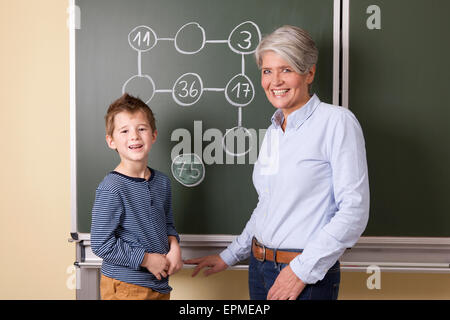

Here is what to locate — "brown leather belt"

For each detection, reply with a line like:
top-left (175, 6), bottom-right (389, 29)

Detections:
top-left (251, 237), bottom-right (302, 264)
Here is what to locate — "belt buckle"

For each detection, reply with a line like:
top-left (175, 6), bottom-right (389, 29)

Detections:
top-left (255, 241), bottom-right (266, 262)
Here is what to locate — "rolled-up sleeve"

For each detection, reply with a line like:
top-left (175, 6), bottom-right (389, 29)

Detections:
top-left (91, 189), bottom-right (146, 270)
top-left (290, 110), bottom-right (370, 284)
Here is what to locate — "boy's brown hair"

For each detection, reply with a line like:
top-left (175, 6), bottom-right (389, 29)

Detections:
top-left (105, 93), bottom-right (156, 136)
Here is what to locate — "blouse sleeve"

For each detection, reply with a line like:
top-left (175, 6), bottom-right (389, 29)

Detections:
top-left (290, 109), bottom-right (370, 284)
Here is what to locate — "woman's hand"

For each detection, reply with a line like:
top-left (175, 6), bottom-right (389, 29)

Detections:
top-left (267, 265), bottom-right (306, 300)
top-left (184, 254), bottom-right (228, 277)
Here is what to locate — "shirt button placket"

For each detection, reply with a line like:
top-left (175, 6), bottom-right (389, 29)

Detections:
top-left (146, 182), bottom-right (153, 206)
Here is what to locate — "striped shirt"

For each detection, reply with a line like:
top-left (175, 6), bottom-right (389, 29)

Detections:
top-left (90, 168), bottom-right (179, 294)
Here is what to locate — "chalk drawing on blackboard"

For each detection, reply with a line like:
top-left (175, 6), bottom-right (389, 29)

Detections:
top-left (228, 21), bottom-right (262, 55)
top-left (122, 74), bottom-right (156, 105)
top-left (225, 73), bottom-right (255, 107)
top-left (128, 25), bottom-right (158, 52)
top-left (171, 153), bottom-right (206, 187)
top-left (123, 20), bottom-right (260, 108)
top-left (123, 21), bottom-right (261, 184)
top-left (222, 126), bottom-right (253, 157)
top-left (174, 22), bottom-right (206, 55)
top-left (172, 72), bottom-right (204, 107)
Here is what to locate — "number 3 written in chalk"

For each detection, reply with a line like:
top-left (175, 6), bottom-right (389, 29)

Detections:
top-left (238, 31), bottom-right (252, 50)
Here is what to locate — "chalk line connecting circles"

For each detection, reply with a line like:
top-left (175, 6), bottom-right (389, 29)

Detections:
top-left (123, 21), bottom-right (261, 187)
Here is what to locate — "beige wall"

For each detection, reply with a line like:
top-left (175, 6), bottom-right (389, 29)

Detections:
top-left (170, 269), bottom-right (450, 300)
top-left (1, 0), bottom-right (449, 300)
top-left (0, 0), bottom-right (74, 299)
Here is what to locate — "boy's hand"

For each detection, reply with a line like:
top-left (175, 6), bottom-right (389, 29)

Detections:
top-left (166, 236), bottom-right (183, 275)
top-left (141, 253), bottom-right (169, 280)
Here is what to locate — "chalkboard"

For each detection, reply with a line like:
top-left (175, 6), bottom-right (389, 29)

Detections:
top-left (349, 0), bottom-right (450, 236)
top-left (74, 0), bottom-right (335, 234)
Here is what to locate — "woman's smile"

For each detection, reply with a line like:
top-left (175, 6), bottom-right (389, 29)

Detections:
top-left (261, 51), bottom-right (315, 118)
top-left (272, 89), bottom-right (290, 97)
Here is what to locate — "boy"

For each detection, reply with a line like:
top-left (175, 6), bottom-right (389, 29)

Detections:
top-left (91, 93), bottom-right (182, 300)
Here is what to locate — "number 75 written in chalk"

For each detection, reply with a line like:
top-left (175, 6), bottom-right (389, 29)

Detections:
top-left (176, 160), bottom-right (201, 179)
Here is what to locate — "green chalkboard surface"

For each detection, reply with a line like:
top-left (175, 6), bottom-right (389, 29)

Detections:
top-left (349, 0), bottom-right (450, 236)
top-left (75, 0), bottom-right (335, 234)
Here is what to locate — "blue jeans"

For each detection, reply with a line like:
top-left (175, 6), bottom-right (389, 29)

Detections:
top-left (248, 254), bottom-right (340, 300)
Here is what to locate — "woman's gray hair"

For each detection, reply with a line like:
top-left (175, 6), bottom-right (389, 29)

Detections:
top-left (255, 25), bottom-right (318, 94)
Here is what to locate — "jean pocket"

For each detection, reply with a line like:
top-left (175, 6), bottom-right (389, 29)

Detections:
top-left (328, 261), bottom-right (341, 273)
top-left (275, 262), bottom-right (289, 272)
top-left (332, 282), bottom-right (340, 300)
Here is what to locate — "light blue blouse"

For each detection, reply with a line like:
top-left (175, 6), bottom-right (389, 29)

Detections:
top-left (220, 94), bottom-right (370, 284)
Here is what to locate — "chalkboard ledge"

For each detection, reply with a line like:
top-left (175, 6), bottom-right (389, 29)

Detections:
top-left (72, 233), bottom-right (450, 273)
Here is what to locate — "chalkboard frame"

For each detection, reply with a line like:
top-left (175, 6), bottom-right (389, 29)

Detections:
top-left (69, 0), bottom-right (450, 275)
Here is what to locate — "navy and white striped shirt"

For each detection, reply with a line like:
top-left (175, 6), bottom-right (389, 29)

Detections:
top-left (91, 168), bottom-right (179, 294)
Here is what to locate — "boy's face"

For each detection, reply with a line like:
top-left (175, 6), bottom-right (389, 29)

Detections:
top-left (106, 110), bottom-right (157, 165)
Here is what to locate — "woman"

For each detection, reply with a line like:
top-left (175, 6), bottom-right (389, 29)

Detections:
top-left (185, 25), bottom-right (369, 300)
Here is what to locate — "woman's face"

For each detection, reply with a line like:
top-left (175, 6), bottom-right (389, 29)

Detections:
top-left (261, 51), bottom-right (315, 116)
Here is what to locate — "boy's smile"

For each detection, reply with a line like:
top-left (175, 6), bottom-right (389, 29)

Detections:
top-left (106, 110), bottom-right (157, 165)
top-left (129, 144), bottom-right (143, 150)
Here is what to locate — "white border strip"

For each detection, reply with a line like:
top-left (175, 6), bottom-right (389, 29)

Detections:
top-left (342, 0), bottom-right (350, 108)
top-left (356, 237), bottom-right (450, 246)
top-left (341, 266), bottom-right (450, 273)
top-left (178, 235), bottom-right (450, 246)
top-left (69, 0), bottom-right (77, 235)
top-left (332, 0), bottom-right (341, 106)
top-left (341, 262), bottom-right (450, 268)
top-left (77, 234), bottom-right (450, 246)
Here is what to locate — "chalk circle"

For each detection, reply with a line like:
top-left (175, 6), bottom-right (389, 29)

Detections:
top-left (128, 25), bottom-right (158, 52)
top-left (171, 153), bottom-right (205, 187)
top-left (228, 21), bottom-right (262, 54)
top-left (174, 22), bottom-right (206, 55)
top-left (172, 72), bottom-right (204, 106)
top-left (122, 74), bottom-right (155, 104)
top-left (222, 126), bottom-right (253, 157)
top-left (225, 74), bottom-right (255, 107)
